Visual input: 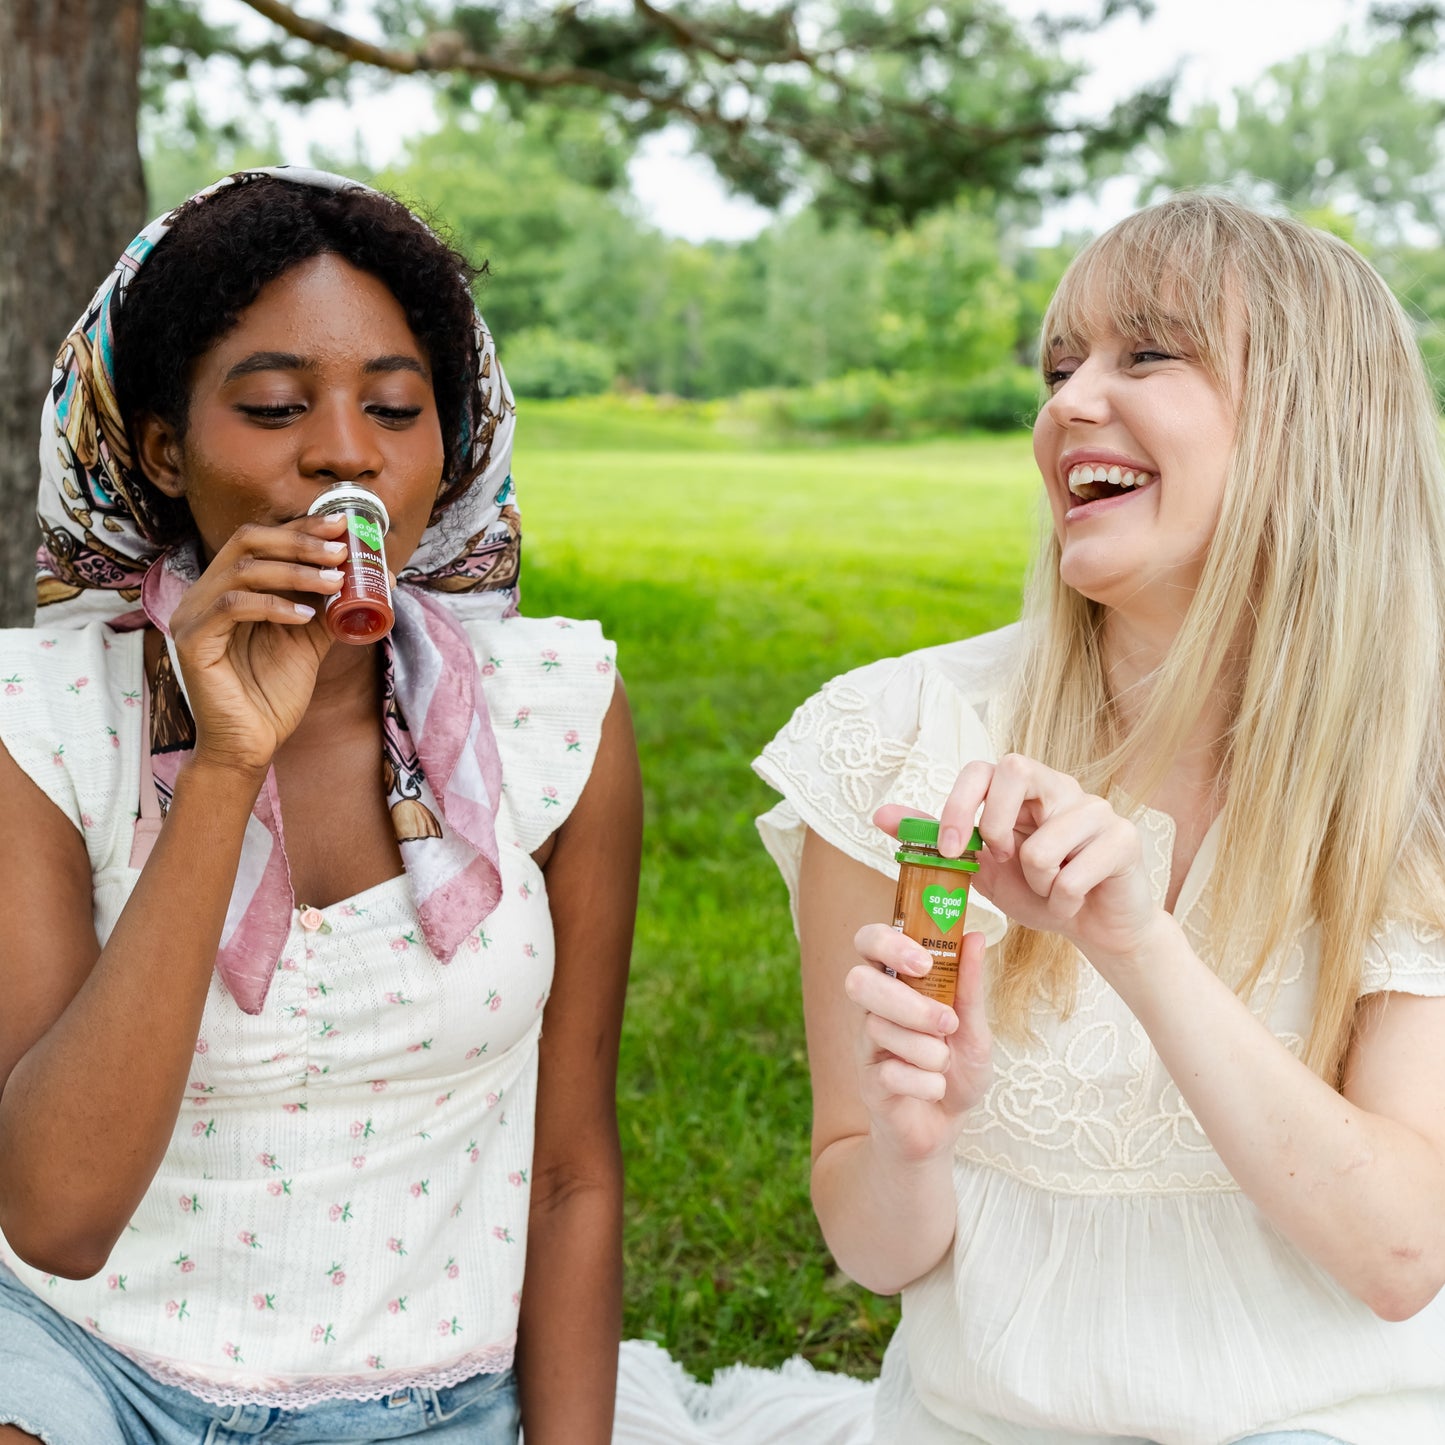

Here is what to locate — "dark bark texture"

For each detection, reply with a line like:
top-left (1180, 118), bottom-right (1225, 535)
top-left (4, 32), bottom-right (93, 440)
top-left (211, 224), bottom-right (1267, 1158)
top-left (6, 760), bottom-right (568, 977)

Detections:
top-left (0, 0), bottom-right (147, 626)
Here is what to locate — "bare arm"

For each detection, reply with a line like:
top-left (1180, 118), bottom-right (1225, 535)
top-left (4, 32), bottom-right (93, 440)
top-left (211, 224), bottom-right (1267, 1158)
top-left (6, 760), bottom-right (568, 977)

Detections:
top-left (798, 829), bottom-right (992, 1295)
top-left (516, 680), bottom-right (641, 1445)
top-left (0, 517), bottom-right (347, 1277)
top-left (1113, 917), bottom-right (1445, 1321)
top-left (0, 745), bottom-right (263, 1276)
top-left (939, 752), bottom-right (1445, 1321)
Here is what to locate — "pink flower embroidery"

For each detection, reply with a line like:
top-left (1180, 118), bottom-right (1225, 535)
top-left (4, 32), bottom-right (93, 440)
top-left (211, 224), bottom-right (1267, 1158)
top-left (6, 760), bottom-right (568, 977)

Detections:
top-left (327, 1264), bottom-right (345, 1286)
top-left (540, 649), bottom-right (560, 671)
top-left (486, 1092), bottom-right (500, 1108)
top-left (466, 1140), bottom-right (480, 1163)
top-left (329, 1203), bottom-right (353, 1223)
top-left (311, 1323), bottom-right (335, 1344)
top-left (540, 786), bottom-right (559, 808)
top-left (165, 1299), bottom-right (188, 1319)
top-left (253, 1293), bottom-right (275, 1311)
top-left (492, 1225), bottom-right (514, 1243)
top-left (194, 1039), bottom-right (208, 1055)
top-left (266, 1181), bottom-right (285, 1197)
top-left (106, 1274), bottom-right (123, 1290)
top-left (178, 1193), bottom-right (199, 1213)
top-left (257, 1152), bottom-right (278, 1170)
top-left (224, 1342), bottom-right (243, 1363)
top-left (387, 1296), bottom-right (407, 1314)
top-left (367, 1354), bottom-right (383, 1369)
top-left (370, 1079), bottom-right (388, 1093)
top-left (351, 1156), bottom-right (367, 1170)
top-left (445, 1258), bottom-right (460, 1279)
top-left (438, 1316), bottom-right (462, 1336)
top-left (597, 658), bottom-right (613, 674)
top-left (509, 1170), bottom-right (527, 1187)
top-left (298, 907), bottom-right (324, 932)
top-left (564, 729), bottom-right (581, 751)
top-left (237, 1231), bottom-right (260, 1249)
top-left (485, 989), bottom-right (501, 1012)
top-left (38, 639), bottom-right (54, 649)
top-left (409, 1180), bottom-right (429, 1199)
top-left (388, 1237), bottom-right (407, 1255)
top-left (512, 706), bottom-right (530, 729)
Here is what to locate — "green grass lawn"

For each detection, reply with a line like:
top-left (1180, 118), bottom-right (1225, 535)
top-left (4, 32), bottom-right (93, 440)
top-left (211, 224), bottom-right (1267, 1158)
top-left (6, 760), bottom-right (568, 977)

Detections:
top-left (518, 402), bottom-right (1042, 1379)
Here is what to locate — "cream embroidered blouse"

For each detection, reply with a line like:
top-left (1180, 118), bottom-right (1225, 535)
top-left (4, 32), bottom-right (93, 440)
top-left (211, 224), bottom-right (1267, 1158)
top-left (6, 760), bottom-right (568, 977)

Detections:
top-left (754, 623), bottom-right (1445, 1445)
top-left (0, 614), bottom-right (616, 1408)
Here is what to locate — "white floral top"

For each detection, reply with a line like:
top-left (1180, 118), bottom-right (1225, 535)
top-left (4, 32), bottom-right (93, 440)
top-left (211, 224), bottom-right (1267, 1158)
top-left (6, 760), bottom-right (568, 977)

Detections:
top-left (755, 623), bottom-right (1445, 1445)
top-left (0, 614), bottom-right (616, 1407)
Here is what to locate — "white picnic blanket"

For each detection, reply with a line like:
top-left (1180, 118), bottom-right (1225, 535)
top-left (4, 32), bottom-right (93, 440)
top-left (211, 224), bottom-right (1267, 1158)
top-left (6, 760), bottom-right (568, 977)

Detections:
top-left (612, 1340), bottom-right (876, 1444)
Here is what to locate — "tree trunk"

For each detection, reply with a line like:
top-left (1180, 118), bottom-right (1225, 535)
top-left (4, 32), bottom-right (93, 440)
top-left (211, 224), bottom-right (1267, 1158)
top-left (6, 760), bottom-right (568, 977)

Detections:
top-left (0, 0), bottom-right (147, 626)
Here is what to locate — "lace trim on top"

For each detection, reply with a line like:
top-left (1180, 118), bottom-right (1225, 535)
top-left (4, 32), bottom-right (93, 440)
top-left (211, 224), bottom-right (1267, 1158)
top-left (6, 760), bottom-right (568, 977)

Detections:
top-left (108, 1335), bottom-right (516, 1408)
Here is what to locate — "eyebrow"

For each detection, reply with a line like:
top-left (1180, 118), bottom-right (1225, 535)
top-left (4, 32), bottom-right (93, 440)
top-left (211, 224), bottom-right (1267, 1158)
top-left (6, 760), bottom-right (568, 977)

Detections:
top-left (363, 355), bottom-right (429, 379)
top-left (223, 352), bottom-right (430, 382)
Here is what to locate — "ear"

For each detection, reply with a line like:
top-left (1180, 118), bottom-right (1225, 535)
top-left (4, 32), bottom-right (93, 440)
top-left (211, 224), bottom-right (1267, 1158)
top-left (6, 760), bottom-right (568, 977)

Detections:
top-left (133, 414), bottom-right (186, 498)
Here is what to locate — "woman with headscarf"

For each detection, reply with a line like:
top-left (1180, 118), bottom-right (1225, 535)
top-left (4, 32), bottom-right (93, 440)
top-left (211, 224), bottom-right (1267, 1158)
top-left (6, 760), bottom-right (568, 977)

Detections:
top-left (0, 168), bottom-right (640, 1445)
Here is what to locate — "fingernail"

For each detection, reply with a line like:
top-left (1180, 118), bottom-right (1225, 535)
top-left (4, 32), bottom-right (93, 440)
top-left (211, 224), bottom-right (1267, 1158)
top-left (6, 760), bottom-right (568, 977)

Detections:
top-left (907, 949), bottom-right (933, 975)
top-left (318, 568), bottom-right (344, 583)
top-left (294, 603), bottom-right (316, 619)
top-left (324, 540), bottom-right (348, 556)
top-left (939, 826), bottom-right (961, 856)
top-left (938, 1008), bottom-right (958, 1033)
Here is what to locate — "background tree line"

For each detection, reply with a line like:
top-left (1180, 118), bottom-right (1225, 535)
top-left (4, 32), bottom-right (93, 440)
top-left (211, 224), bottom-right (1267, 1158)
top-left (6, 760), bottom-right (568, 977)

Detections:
top-left (8, 1), bottom-right (1445, 623)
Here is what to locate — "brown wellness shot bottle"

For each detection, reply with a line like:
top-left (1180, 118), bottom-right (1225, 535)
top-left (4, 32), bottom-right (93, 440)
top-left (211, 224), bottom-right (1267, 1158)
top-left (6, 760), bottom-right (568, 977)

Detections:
top-left (306, 484), bottom-right (395, 645)
top-left (890, 816), bottom-right (983, 1006)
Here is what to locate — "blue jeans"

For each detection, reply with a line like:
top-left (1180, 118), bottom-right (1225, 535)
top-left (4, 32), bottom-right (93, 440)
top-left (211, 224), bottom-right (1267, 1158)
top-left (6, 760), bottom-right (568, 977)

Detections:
top-left (0, 1265), bottom-right (519, 1444)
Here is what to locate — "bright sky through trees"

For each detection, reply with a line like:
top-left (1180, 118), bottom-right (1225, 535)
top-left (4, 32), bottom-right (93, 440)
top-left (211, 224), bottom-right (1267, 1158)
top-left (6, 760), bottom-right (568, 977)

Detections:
top-left (195, 0), bottom-right (1368, 239)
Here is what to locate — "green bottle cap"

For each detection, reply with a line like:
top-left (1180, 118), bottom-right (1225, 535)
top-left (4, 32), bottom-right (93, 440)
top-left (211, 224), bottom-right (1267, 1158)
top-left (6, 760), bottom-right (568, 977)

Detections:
top-left (896, 815), bottom-right (983, 852)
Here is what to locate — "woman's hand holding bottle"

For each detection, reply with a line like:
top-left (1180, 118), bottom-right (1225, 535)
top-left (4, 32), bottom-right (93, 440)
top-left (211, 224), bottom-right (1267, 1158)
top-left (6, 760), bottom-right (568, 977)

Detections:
top-left (845, 920), bottom-right (993, 1165)
top-left (167, 514), bottom-right (349, 778)
top-left (936, 755), bottom-right (1164, 975)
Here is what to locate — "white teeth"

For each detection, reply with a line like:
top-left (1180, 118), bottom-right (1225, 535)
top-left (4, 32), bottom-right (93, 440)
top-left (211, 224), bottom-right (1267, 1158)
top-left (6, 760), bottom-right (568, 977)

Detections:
top-left (1066, 463), bottom-right (1157, 499)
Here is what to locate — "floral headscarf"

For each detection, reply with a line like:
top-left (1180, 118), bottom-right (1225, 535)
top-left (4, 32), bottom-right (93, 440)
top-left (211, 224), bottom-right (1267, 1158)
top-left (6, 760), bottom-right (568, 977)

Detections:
top-left (36, 166), bottom-right (523, 1015)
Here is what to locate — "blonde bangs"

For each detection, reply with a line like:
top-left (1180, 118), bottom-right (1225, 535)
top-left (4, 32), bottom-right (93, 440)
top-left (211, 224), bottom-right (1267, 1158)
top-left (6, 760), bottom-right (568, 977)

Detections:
top-left (1039, 201), bottom-right (1241, 393)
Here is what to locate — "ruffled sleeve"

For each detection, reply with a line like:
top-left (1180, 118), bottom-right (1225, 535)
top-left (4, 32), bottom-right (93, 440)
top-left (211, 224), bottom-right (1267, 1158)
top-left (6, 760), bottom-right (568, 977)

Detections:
top-left (0, 624), bottom-right (142, 873)
top-left (752, 628), bottom-right (1018, 944)
top-left (1360, 917), bottom-right (1445, 998)
top-left (465, 614), bottom-right (617, 852)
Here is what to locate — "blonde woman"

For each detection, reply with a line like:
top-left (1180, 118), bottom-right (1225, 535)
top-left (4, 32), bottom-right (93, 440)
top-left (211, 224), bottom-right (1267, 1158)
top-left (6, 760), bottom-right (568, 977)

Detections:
top-left (751, 195), bottom-right (1445, 1444)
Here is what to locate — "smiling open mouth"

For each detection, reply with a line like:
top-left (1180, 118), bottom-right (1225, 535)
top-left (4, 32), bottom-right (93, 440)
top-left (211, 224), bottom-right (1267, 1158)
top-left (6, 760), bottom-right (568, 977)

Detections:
top-left (1066, 464), bottom-right (1157, 504)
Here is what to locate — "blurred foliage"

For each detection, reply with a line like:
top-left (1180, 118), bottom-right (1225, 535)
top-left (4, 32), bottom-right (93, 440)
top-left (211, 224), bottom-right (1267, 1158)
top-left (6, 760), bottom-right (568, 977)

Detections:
top-left (1127, 29), bottom-right (1445, 242)
top-left (138, 8), bottom-right (1445, 423)
top-left (142, 0), bottom-right (1168, 227)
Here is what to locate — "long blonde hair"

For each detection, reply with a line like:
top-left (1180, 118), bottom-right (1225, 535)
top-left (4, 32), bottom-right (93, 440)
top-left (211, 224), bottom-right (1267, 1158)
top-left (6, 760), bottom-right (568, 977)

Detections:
top-left (998, 193), bottom-right (1445, 1081)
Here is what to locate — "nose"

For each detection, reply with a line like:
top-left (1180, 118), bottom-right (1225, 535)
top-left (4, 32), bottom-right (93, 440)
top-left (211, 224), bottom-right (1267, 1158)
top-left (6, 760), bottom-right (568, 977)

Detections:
top-left (1043, 355), bottom-right (1111, 428)
top-left (297, 395), bottom-right (385, 486)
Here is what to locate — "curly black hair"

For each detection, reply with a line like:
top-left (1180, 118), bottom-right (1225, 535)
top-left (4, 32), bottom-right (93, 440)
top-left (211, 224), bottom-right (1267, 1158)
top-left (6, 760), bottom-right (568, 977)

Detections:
top-left (110, 172), bottom-right (483, 544)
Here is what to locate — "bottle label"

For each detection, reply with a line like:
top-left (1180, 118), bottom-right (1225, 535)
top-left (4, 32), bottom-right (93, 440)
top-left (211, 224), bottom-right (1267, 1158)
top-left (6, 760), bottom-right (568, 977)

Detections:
top-left (348, 513), bottom-right (384, 552)
top-left (922, 885), bottom-right (967, 935)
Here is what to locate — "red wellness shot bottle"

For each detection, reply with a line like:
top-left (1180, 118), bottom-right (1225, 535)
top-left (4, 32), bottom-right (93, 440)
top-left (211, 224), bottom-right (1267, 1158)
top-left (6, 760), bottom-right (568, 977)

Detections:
top-left (306, 484), bottom-right (394, 645)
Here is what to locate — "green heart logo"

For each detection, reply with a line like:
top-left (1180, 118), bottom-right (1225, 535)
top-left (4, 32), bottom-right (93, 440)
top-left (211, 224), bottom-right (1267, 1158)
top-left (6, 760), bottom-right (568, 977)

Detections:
top-left (348, 514), bottom-right (384, 552)
top-left (922, 885), bottom-right (966, 935)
